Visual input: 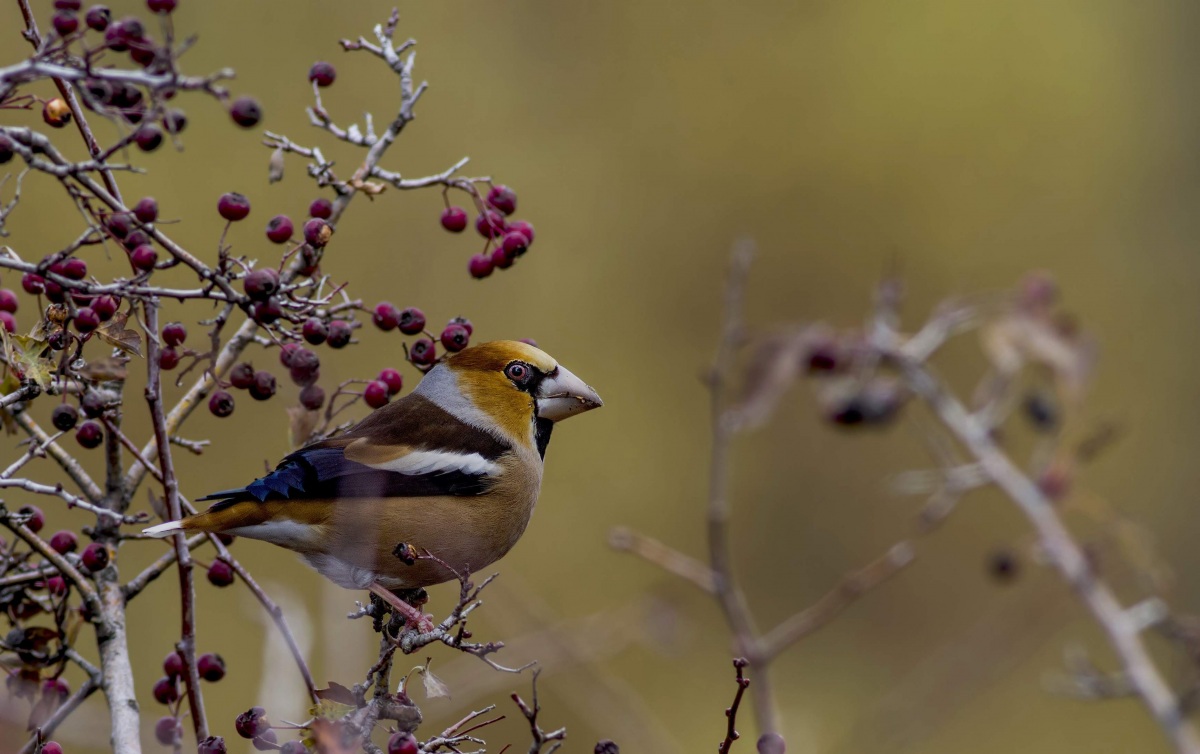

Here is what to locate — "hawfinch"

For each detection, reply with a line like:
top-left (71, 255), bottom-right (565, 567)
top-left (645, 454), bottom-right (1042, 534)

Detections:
top-left (144, 340), bottom-right (601, 623)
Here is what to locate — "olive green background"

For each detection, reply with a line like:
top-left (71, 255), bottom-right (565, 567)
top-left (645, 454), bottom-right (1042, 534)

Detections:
top-left (3, 0), bottom-right (1200, 752)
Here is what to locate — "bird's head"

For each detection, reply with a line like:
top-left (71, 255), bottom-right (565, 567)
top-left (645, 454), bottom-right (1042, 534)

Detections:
top-left (415, 340), bottom-right (602, 452)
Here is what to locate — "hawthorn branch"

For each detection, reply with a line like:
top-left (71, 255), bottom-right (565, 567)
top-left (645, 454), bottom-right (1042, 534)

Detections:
top-left (718, 659), bottom-right (750, 754)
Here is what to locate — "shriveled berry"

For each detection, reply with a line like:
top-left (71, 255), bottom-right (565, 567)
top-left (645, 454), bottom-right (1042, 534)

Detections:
top-left (134, 124), bottom-right (163, 151)
top-left (235, 707), bottom-right (269, 738)
top-left (397, 307), bottom-right (425, 335)
top-left (82, 542), bottom-right (109, 572)
top-left (364, 380), bottom-right (389, 409)
top-left (134, 196), bottom-right (158, 223)
top-left (74, 307), bottom-right (100, 334)
top-left (230, 96), bottom-right (262, 128)
top-left (286, 349), bottom-right (319, 386)
top-left (308, 197), bottom-right (333, 219)
top-left (197, 653), bottom-right (225, 682)
top-left (18, 505), bottom-right (44, 533)
top-left (475, 209), bottom-right (506, 239)
top-left (253, 731), bottom-right (279, 751)
top-left (80, 391), bottom-right (105, 418)
top-left (440, 323), bottom-right (470, 352)
top-left (242, 268), bottom-right (280, 300)
top-left (468, 252), bottom-right (494, 279)
top-left (378, 368), bottom-right (403, 395)
top-left (163, 109), bottom-right (187, 135)
top-left (440, 206), bottom-right (468, 233)
top-left (409, 338), bottom-right (436, 365)
top-left (326, 320), bottom-right (352, 349)
top-left (199, 736), bottom-right (228, 754)
top-left (228, 363), bottom-right (255, 389)
top-left (388, 732), bottom-right (419, 754)
top-left (251, 298), bottom-right (283, 325)
top-left (92, 295), bottom-right (118, 321)
top-left (0, 289), bottom-right (18, 313)
top-left (502, 230), bottom-right (529, 257)
top-left (207, 559), bottom-right (235, 587)
top-left (51, 404), bottom-right (79, 431)
top-left (372, 302), bottom-right (400, 331)
top-left (75, 420), bottom-right (103, 448)
top-left (155, 716), bottom-right (182, 746)
top-left (157, 347), bottom-right (180, 371)
top-left (50, 530), bottom-right (78, 554)
top-left (508, 219), bottom-right (535, 245)
top-left (218, 192), bottom-right (250, 222)
top-left (208, 390), bottom-right (234, 418)
top-left (53, 12), bottom-right (79, 36)
top-left (308, 61), bottom-right (336, 87)
top-left (147, 0), bottom-right (177, 14)
top-left (153, 676), bottom-right (179, 704)
top-left (40, 743), bottom-right (63, 754)
top-left (299, 384), bottom-right (325, 410)
top-left (303, 218), bottom-right (332, 247)
top-left (249, 371), bottom-right (276, 401)
top-left (491, 245), bottom-right (515, 270)
top-left (265, 215), bottom-right (293, 244)
top-left (43, 98), bottom-right (72, 128)
top-left (45, 576), bottom-right (67, 596)
top-left (21, 273), bottom-right (45, 295)
top-left (0, 311), bottom-right (16, 333)
top-left (486, 184), bottom-right (517, 215)
top-left (279, 343), bottom-right (302, 367)
top-left (62, 258), bottom-right (87, 280)
top-left (302, 318), bottom-right (327, 345)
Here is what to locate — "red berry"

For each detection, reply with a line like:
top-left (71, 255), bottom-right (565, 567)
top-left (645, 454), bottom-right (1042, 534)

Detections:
top-left (303, 218), bottom-right (332, 247)
top-left (62, 258), bottom-right (87, 280)
top-left (197, 653), bottom-right (225, 682)
top-left (364, 380), bottom-right (389, 409)
top-left (326, 320), bottom-right (352, 349)
top-left (409, 338), bottom-right (436, 365)
top-left (243, 268), bottom-right (280, 300)
top-left (308, 197), bottom-right (333, 219)
top-left (53, 12), bottom-right (79, 35)
top-left (134, 124), bottom-right (163, 151)
top-left (440, 206), bottom-right (468, 233)
top-left (249, 371), bottom-right (276, 401)
top-left (92, 295), bottom-right (118, 321)
top-left (502, 230), bottom-right (529, 257)
top-left (82, 542), bottom-right (109, 572)
top-left (397, 307), bottom-right (425, 335)
top-left (163, 650), bottom-right (184, 679)
top-left (372, 302), bottom-right (400, 331)
top-left (508, 219), bottom-right (535, 245)
top-left (81, 391), bottom-right (105, 418)
top-left (75, 420), bottom-right (103, 448)
top-left (85, 5), bottom-right (110, 30)
top-left (491, 245), bottom-right (515, 270)
top-left (124, 230), bottom-right (151, 250)
top-left (0, 311), bottom-right (15, 333)
top-left (475, 209), bottom-right (506, 239)
top-left (51, 404), bottom-right (79, 431)
top-left (229, 363), bottom-right (255, 389)
top-left (265, 215), bottom-right (293, 244)
top-left (162, 322), bottom-right (186, 347)
top-left (235, 707), bottom-right (269, 739)
top-left (388, 732), bottom-right (419, 754)
top-left (147, 0), bottom-right (176, 13)
top-left (130, 245), bottom-right (158, 272)
top-left (45, 576), bottom-right (67, 596)
top-left (449, 316), bottom-right (473, 336)
top-left (218, 192), bottom-right (250, 221)
top-left (302, 318), bottom-right (327, 345)
top-left (208, 390), bottom-right (234, 418)
top-left (158, 347), bottom-right (180, 371)
top-left (486, 184), bottom-right (517, 215)
top-left (199, 737), bottom-right (228, 754)
top-left (251, 298), bottom-right (282, 325)
top-left (18, 505), bottom-right (44, 533)
top-left (155, 716), bottom-right (182, 746)
top-left (153, 676), bottom-right (179, 704)
top-left (308, 61), bottom-right (336, 87)
top-left (207, 559), bottom-right (235, 586)
top-left (378, 368), bottom-right (403, 395)
top-left (0, 289), bottom-right (17, 313)
top-left (21, 273), bottom-right (45, 295)
top-left (299, 384), bottom-right (325, 410)
top-left (74, 307), bottom-right (100, 334)
top-left (468, 253), bottom-right (494, 279)
top-left (279, 343), bottom-right (302, 367)
top-left (106, 212), bottom-right (133, 239)
top-left (440, 323), bottom-right (470, 352)
top-left (0, 135), bottom-right (12, 164)
top-left (50, 530), bottom-right (78, 554)
top-left (286, 349), bottom-right (320, 386)
top-left (230, 96), bottom-right (263, 128)
top-left (163, 109), bottom-right (187, 135)
top-left (133, 196), bottom-right (158, 223)
top-left (40, 743), bottom-right (63, 754)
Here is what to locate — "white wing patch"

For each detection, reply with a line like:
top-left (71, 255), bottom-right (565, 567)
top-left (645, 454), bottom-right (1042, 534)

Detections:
top-left (367, 450), bottom-right (501, 477)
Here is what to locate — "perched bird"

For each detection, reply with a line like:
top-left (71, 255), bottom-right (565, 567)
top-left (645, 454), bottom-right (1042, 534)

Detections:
top-left (144, 340), bottom-right (601, 625)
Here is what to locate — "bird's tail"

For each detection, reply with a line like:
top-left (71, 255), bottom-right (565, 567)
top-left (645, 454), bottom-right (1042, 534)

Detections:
top-left (141, 502), bottom-right (268, 538)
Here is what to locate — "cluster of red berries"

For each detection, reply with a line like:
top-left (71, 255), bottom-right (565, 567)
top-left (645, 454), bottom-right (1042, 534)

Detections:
top-left (43, 397), bottom-right (108, 451)
top-left (152, 650), bottom-right (225, 745)
top-left (370, 305), bottom-right (474, 373)
top-left (439, 185), bottom-right (536, 279)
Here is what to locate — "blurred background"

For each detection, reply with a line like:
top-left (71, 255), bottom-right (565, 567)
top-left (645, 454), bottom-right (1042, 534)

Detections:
top-left (4, 0), bottom-right (1200, 751)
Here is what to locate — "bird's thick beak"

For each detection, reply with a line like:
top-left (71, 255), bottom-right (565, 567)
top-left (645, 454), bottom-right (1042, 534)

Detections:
top-left (536, 365), bottom-right (603, 421)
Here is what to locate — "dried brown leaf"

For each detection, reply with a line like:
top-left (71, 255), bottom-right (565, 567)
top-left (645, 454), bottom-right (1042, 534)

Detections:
top-left (95, 312), bottom-right (142, 357)
top-left (288, 406), bottom-right (321, 450)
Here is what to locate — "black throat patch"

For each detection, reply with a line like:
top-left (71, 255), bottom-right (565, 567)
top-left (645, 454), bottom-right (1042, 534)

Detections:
top-left (534, 416), bottom-right (554, 459)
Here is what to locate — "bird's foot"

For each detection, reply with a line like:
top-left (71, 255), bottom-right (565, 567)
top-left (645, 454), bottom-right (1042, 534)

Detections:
top-left (368, 583), bottom-right (436, 633)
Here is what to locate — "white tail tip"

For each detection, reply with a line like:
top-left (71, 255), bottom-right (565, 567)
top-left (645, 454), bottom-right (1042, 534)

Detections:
top-left (142, 521), bottom-right (184, 538)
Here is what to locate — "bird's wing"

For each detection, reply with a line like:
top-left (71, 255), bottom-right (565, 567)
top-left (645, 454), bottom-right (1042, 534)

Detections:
top-left (199, 394), bottom-right (512, 507)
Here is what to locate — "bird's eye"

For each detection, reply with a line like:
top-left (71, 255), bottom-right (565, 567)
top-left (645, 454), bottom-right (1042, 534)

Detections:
top-left (504, 362), bottom-right (531, 385)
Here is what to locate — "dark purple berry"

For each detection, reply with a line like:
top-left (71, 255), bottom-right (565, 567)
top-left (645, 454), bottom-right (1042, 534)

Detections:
top-left (301, 318), bottom-right (327, 345)
top-left (249, 371), bottom-right (277, 401)
top-left (81, 391), bottom-right (105, 418)
top-left (228, 363), bottom-right (255, 390)
top-left (486, 184), bottom-right (517, 215)
top-left (129, 245), bottom-right (157, 272)
top-left (208, 390), bottom-right (234, 417)
top-left (197, 653), bottom-right (225, 682)
top-left (163, 651), bottom-right (184, 679)
top-left (0, 289), bottom-right (18, 313)
top-left (134, 124), bottom-right (163, 151)
top-left (75, 420), bottom-right (103, 448)
top-left (475, 209), bottom-right (506, 239)
top-left (199, 736), bottom-right (228, 754)
top-left (378, 368), bottom-right (403, 395)
top-left (50, 530), bottom-right (78, 554)
top-left (326, 320), bottom-right (352, 349)
top-left (45, 576), bottom-right (67, 596)
top-left (265, 215), bottom-right (293, 244)
top-left (410, 338), bottom-right (436, 366)
top-left (440, 206), bottom-right (468, 233)
top-left (364, 380), bottom-right (389, 409)
top-left (157, 347), bottom-right (180, 371)
top-left (308, 61), bottom-right (336, 87)
top-left (55, 0), bottom-right (82, 9)
top-left (124, 230), bottom-right (150, 250)
top-left (18, 505), bottom-right (44, 533)
top-left (207, 559), bottom-right (235, 587)
top-left (74, 308), bottom-right (100, 334)
top-left (279, 343), bottom-right (302, 367)
top-left (242, 268), bottom-right (279, 300)
top-left (163, 109), bottom-right (187, 135)
top-left (53, 12), bottom-right (79, 36)
top-left (106, 212), bottom-right (133, 238)
top-left (0, 311), bottom-right (15, 333)
top-left (303, 218), bottom-right (332, 247)
top-left (397, 307), bottom-right (425, 335)
top-left (51, 404), bottom-right (78, 431)
top-left (0, 135), bottom-right (13, 164)
top-left (372, 302), bottom-right (400, 331)
top-left (388, 732), bottom-right (419, 754)
top-left (502, 230), bottom-right (529, 257)
top-left (82, 542), bottom-right (109, 572)
top-left (134, 196), bottom-right (158, 224)
top-left (235, 707), bottom-right (269, 739)
top-left (308, 197), bottom-right (332, 219)
top-left (62, 258), bottom-right (87, 280)
top-left (491, 245), bottom-right (515, 270)
top-left (21, 273), bottom-right (45, 295)
top-left (299, 384), bottom-right (325, 410)
top-left (218, 192), bottom-right (250, 222)
top-left (147, 0), bottom-right (177, 14)
top-left (155, 716), bottom-right (182, 746)
top-left (92, 295), bottom-right (118, 321)
top-left (161, 322), bottom-right (186, 347)
top-left (440, 323), bottom-right (470, 352)
top-left (251, 298), bottom-right (283, 325)
top-left (85, 5), bottom-right (110, 30)
top-left (286, 349), bottom-right (319, 386)
top-left (153, 676), bottom-right (178, 704)
top-left (230, 96), bottom-right (262, 128)
top-left (508, 220), bottom-right (535, 245)
top-left (468, 253), bottom-right (494, 279)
